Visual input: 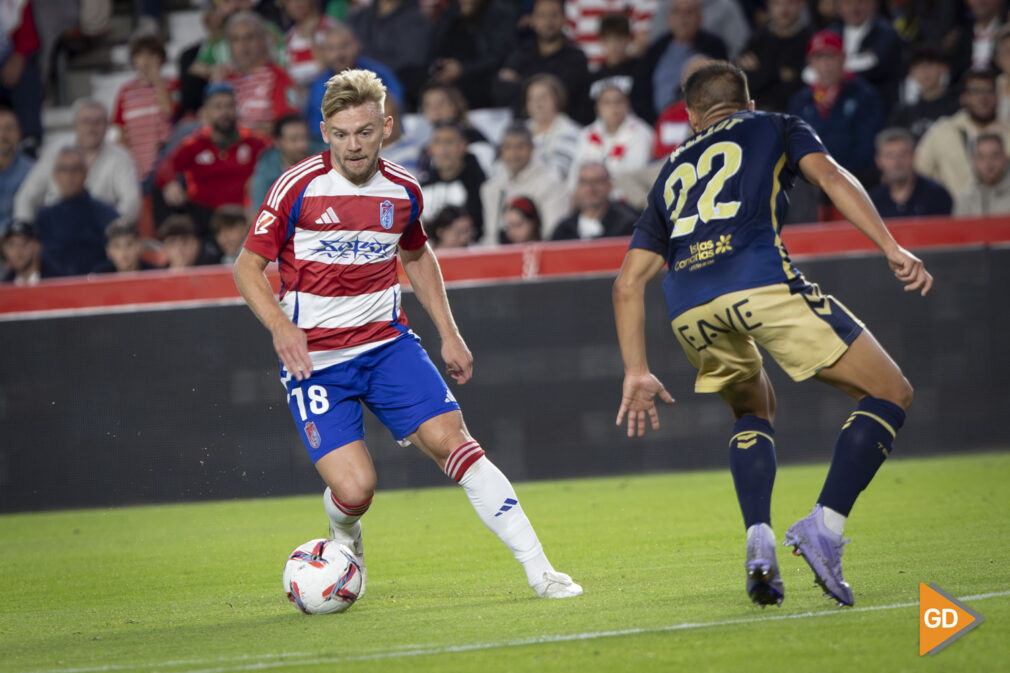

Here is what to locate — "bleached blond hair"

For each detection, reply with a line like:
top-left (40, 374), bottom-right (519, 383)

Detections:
top-left (320, 69), bottom-right (387, 122)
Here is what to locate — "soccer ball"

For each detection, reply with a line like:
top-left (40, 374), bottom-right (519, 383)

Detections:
top-left (282, 539), bottom-right (363, 614)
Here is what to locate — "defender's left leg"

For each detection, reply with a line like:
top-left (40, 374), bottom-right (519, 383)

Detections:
top-left (407, 411), bottom-right (584, 599)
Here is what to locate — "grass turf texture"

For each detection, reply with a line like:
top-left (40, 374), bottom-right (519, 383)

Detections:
top-left (1, 452), bottom-right (1007, 673)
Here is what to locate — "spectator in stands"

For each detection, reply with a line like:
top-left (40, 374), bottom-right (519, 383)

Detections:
top-left (15, 100), bottom-right (140, 225)
top-left (955, 132), bottom-right (1010, 214)
top-left (159, 214), bottom-right (210, 269)
top-left (633, 0), bottom-right (727, 124)
top-left (209, 204), bottom-right (249, 264)
top-left (827, 0), bottom-right (903, 111)
top-left (347, 0), bottom-right (430, 103)
top-left (652, 53), bottom-right (711, 158)
top-left (995, 26), bottom-right (1010, 121)
top-left (111, 34), bottom-right (178, 181)
top-left (647, 0), bottom-right (750, 59)
top-left (379, 94), bottom-right (425, 175)
top-left (92, 220), bottom-right (160, 273)
top-left (869, 127), bottom-right (953, 218)
top-left (0, 105), bottom-right (33, 232)
top-left (282, 0), bottom-right (338, 88)
top-left (480, 123), bottom-right (568, 244)
top-left (789, 30), bottom-right (883, 185)
top-left (188, 0), bottom-right (285, 85)
top-left (501, 196), bottom-right (542, 244)
top-left (428, 0), bottom-right (517, 110)
top-left (916, 69), bottom-right (1010, 197)
top-left (496, 0), bottom-right (593, 124)
top-left (418, 83), bottom-right (494, 174)
top-left (552, 162), bottom-right (637, 240)
top-left (589, 13), bottom-right (639, 93)
top-left (888, 47), bottom-right (960, 142)
top-left (565, 1), bottom-right (657, 68)
top-left (1, 220), bottom-right (59, 284)
top-left (570, 77), bottom-right (654, 191)
top-left (157, 83), bottom-right (269, 239)
top-left (0, 0), bottom-right (41, 154)
top-left (303, 24), bottom-right (404, 131)
top-left (220, 11), bottom-right (297, 134)
top-left (944, 0), bottom-right (1005, 78)
top-left (250, 114), bottom-right (315, 211)
top-left (524, 73), bottom-right (582, 180)
top-left (420, 121), bottom-right (486, 240)
top-left (738, 0), bottom-right (813, 113)
top-left (34, 147), bottom-right (117, 276)
top-left (427, 204), bottom-right (476, 249)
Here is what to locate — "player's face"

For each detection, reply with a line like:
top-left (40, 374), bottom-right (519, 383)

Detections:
top-left (0, 111), bottom-right (19, 158)
top-left (525, 82), bottom-right (558, 124)
top-left (1, 234), bottom-right (38, 273)
top-left (875, 139), bottom-right (914, 184)
top-left (596, 88), bottom-right (629, 131)
top-left (74, 105), bottom-right (107, 151)
top-left (322, 29), bottom-right (357, 72)
top-left (321, 101), bottom-right (392, 185)
top-left (205, 93), bottom-right (238, 135)
top-left (837, 0), bottom-right (876, 27)
top-left (973, 139), bottom-right (1007, 186)
top-left (500, 134), bottom-right (532, 175)
top-left (106, 235), bottom-right (141, 272)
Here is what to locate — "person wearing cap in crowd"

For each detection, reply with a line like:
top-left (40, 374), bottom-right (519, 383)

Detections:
top-left (1, 220), bottom-right (61, 284)
top-left (568, 76), bottom-right (654, 194)
top-left (480, 122), bottom-right (568, 245)
top-left (156, 81), bottom-right (269, 240)
top-left (92, 219), bottom-right (162, 273)
top-left (33, 146), bottom-right (118, 277)
top-left (552, 161), bottom-right (638, 241)
top-left (789, 29), bottom-right (884, 187)
top-left (501, 196), bottom-right (542, 244)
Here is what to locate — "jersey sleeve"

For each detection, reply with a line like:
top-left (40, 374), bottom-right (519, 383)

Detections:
top-left (399, 183), bottom-right (428, 250)
top-left (782, 115), bottom-right (829, 170)
top-left (244, 176), bottom-right (299, 261)
top-left (628, 167), bottom-right (670, 258)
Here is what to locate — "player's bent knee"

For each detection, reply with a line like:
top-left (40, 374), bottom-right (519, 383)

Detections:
top-left (331, 481), bottom-right (375, 506)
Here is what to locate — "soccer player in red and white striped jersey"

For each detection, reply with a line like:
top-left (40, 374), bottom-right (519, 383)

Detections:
top-left (234, 69), bottom-right (583, 601)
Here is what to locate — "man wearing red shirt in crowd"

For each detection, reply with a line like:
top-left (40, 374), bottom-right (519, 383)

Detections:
top-left (157, 82), bottom-right (268, 236)
top-left (221, 10), bottom-right (298, 134)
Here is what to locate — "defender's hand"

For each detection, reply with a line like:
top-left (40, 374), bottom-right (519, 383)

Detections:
top-left (272, 319), bottom-right (312, 381)
top-left (886, 246), bottom-right (933, 296)
top-left (616, 372), bottom-right (675, 438)
top-left (442, 334), bottom-right (473, 385)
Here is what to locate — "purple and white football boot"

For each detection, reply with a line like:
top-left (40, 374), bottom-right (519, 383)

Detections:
top-left (746, 523), bottom-right (784, 607)
top-left (783, 505), bottom-right (854, 606)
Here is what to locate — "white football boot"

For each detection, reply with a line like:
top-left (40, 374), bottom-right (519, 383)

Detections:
top-left (532, 570), bottom-right (584, 598)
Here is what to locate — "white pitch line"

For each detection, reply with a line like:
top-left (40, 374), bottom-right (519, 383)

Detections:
top-left (22, 590), bottom-right (1010, 673)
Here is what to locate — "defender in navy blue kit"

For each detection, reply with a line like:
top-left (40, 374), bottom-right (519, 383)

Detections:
top-left (612, 62), bottom-right (933, 608)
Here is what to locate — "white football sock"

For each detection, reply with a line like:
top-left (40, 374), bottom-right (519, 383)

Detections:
top-left (457, 455), bottom-right (553, 587)
top-left (821, 505), bottom-right (847, 537)
top-left (323, 487), bottom-right (369, 540)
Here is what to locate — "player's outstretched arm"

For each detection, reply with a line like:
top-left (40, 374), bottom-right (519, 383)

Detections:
top-left (798, 152), bottom-right (933, 296)
top-left (399, 243), bottom-right (473, 385)
top-left (612, 248), bottom-right (675, 437)
top-left (233, 248), bottom-right (313, 381)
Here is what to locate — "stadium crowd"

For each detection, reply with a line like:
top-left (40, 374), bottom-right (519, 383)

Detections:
top-left (2, 0), bottom-right (1010, 284)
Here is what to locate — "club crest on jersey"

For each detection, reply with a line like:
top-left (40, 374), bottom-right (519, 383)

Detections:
top-left (305, 421), bottom-right (321, 449)
top-left (379, 200), bottom-right (394, 230)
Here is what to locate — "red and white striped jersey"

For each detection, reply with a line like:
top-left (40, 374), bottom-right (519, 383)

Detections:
top-left (111, 76), bottom-right (179, 178)
top-left (564, 0), bottom-right (657, 70)
top-left (225, 63), bottom-right (298, 133)
top-left (244, 152), bottom-right (428, 371)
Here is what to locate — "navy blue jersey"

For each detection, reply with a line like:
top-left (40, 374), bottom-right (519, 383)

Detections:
top-left (630, 110), bottom-right (828, 319)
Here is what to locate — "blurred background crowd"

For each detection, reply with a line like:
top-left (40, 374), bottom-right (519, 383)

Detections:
top-left (2, 0), bottom-right (1010, 284)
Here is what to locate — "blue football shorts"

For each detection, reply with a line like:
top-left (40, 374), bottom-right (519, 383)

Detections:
top-left (282, 334), bottom-right (460, 462)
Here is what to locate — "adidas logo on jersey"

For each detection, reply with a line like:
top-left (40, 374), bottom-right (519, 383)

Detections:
top-left (315, 207), bottom-right (341, 224)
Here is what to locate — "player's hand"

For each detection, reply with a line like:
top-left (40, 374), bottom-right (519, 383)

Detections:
top-left (885, 245), bottom-right (933, 296)
top-left (616, 372), bottom-right (675, 438)
top-left (271, 319), bottom-right (312, 381)
top-left (441, 333), bottom-right (473, 385)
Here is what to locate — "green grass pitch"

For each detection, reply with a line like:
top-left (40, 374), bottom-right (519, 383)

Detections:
top-left (1, 452), bottom-right (1007, 673)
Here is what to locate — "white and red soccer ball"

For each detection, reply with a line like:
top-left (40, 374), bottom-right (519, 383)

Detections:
top-left (283, 539), bottom-right (363, 614)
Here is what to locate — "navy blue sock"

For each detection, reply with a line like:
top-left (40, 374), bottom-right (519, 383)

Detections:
top-left (729, 416), bottom-right (777, 529)
top-left (818, 397), bottom-right (906, 516)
